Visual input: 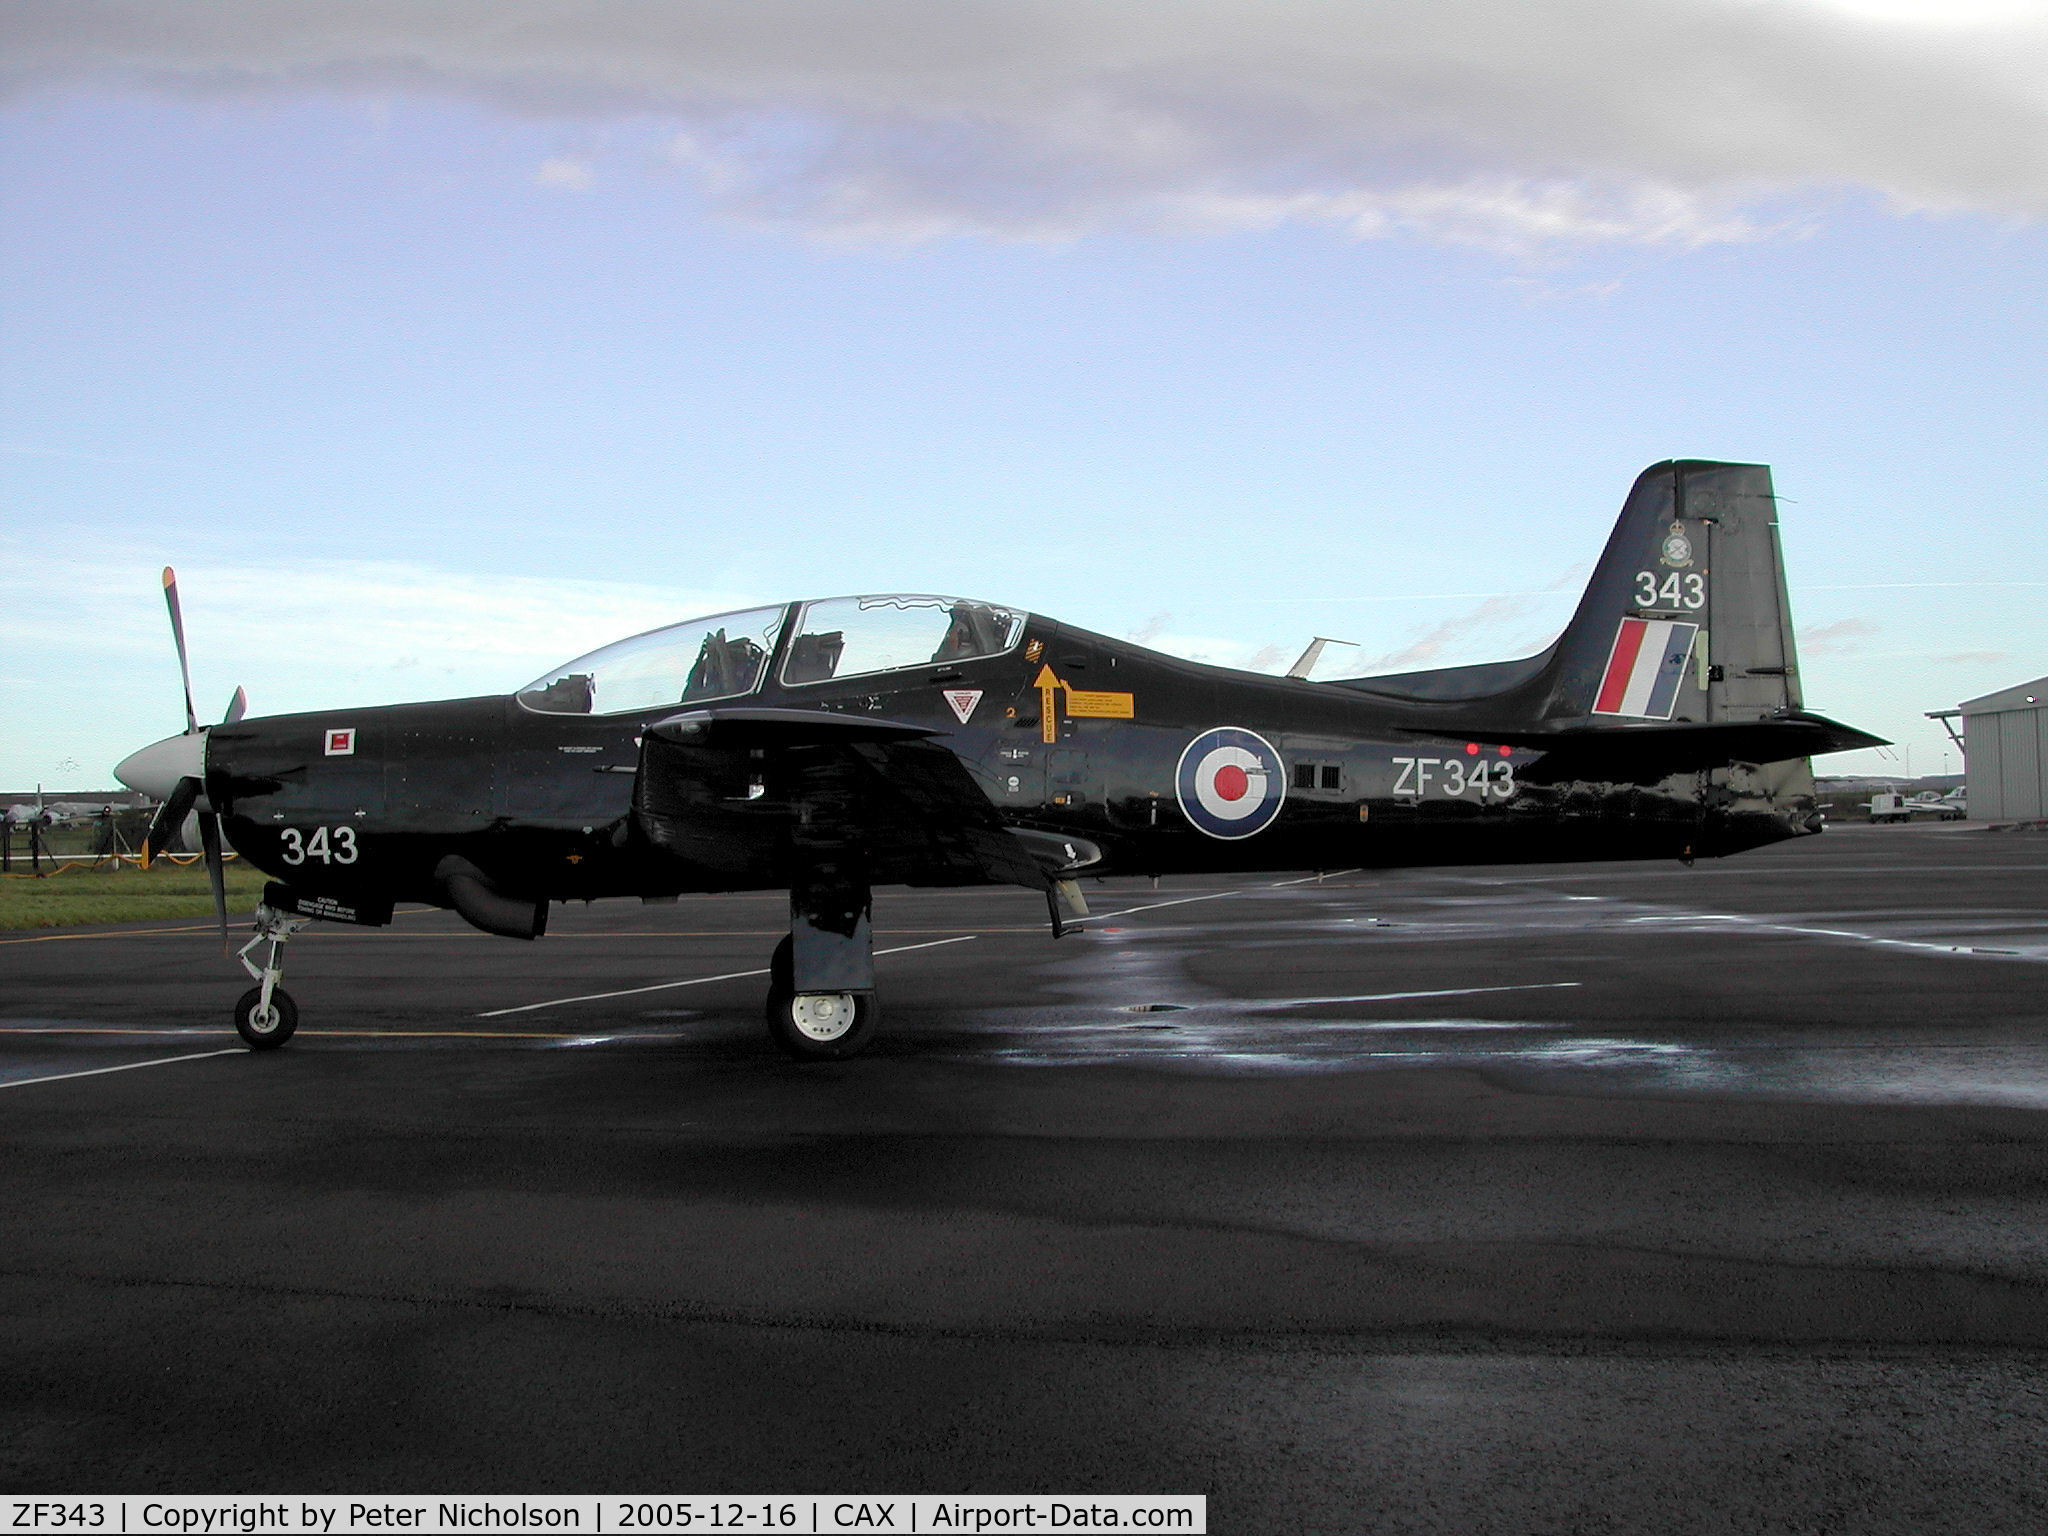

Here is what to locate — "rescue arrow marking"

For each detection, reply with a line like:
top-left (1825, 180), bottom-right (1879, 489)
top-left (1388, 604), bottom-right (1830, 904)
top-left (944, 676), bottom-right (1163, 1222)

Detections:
top-left (1035, 663), bottom-right (1061, 743)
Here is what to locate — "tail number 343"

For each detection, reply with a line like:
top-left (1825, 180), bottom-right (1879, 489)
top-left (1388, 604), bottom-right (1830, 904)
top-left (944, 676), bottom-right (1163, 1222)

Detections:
top-left (1635, 570), bottom-right (1706, 609)
top-left (279, 825), bottom-right (359, 865)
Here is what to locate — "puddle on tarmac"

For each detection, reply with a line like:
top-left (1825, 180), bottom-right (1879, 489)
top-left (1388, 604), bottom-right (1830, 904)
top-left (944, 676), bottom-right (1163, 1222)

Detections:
top-left (937, 1004), bottom-right (2048, 1108)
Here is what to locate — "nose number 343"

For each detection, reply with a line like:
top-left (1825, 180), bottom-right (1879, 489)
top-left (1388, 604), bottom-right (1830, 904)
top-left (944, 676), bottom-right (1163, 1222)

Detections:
top-left (279, 825), bottom-right (359, 865)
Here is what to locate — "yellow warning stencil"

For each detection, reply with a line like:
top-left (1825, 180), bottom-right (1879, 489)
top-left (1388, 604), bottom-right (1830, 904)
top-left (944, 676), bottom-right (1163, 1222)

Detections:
top-left (1034, 664), bottom-right (1136, 731)
top-left (1065, 689), bottom-right (1135, 719)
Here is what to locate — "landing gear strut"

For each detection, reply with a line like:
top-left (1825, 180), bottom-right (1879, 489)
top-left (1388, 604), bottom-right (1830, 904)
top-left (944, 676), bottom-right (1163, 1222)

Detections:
top-left (233, 903), bottom-right (308, 1049)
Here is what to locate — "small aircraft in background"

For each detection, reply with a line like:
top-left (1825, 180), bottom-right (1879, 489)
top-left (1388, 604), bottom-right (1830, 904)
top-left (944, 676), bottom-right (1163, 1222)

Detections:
top-left (2, 795), bottom-right (118, 829)
top-left (116, 459), bottom-right (1884, 1059)
top-left (1865, 789), bottom-right (1968, 823)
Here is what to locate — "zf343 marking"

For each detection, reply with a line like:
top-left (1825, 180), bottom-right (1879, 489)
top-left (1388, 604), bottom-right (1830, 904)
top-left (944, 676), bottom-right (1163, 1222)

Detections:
top-left (1392, 755), bottom-right (1517, 799)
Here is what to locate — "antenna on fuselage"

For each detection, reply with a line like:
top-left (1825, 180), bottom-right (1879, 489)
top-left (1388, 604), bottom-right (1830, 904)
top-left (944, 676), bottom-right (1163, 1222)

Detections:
top-left (1286, 637), bottom-right (1358, 680)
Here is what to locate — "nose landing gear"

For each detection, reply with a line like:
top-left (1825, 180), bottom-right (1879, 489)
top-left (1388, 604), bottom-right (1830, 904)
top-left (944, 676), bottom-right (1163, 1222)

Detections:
top-left (233, 904), bottom-right (309, 1049)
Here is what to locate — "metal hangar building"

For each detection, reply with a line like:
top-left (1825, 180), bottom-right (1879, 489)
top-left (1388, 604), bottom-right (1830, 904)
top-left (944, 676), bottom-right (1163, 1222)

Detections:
top-left (1934, 674), bottom-right (2048, 821)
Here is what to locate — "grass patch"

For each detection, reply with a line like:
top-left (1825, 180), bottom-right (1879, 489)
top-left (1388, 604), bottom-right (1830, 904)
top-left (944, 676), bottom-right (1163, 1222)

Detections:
top-left (0, 859), bottom-right (272, 931)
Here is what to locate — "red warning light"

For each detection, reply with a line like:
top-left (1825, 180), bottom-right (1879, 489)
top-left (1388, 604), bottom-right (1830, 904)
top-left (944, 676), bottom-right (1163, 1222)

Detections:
top-left (1465, 742), bottom-right (1480, 755)
top-left (1498, 744), bottom-right (1512, 757)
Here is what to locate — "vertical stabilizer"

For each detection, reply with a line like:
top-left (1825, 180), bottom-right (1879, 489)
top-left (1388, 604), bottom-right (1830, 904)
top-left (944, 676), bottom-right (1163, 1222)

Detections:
top-left (1548, 461), bottom-right (1801, 727)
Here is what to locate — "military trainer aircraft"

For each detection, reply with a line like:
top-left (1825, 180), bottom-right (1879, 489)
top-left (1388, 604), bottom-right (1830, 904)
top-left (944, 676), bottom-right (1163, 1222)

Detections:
top-left (115, 459), bottom-right (1883, 1059)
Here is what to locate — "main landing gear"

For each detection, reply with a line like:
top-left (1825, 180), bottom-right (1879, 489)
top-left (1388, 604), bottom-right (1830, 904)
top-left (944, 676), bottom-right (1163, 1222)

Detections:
top-left (765, 840), bottom-right (882, 1061)
top-left (765, 934), bottom-right (879, 1061)
top-left (233, 903), bottom-right (309, 1049)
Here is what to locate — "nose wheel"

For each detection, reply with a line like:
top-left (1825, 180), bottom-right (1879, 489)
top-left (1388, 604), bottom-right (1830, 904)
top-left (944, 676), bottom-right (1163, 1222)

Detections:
top-left (765, 934), bottom-right (878, 1060)
top-left (233, 903), bottom-right (309, 1051)
top-left (233, 985), bottom-right (298, 1049)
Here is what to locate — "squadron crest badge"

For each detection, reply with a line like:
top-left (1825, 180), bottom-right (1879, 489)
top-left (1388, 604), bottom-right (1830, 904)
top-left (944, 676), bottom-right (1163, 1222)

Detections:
top-left (1659, 522), bottom-right (1694, 568)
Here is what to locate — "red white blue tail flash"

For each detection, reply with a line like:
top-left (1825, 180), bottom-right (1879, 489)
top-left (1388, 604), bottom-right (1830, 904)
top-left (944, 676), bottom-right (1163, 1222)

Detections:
top-left (1175, 726), bottom-right (1286, 839)
top-left (1593, 618), bottom-right (1699, 720)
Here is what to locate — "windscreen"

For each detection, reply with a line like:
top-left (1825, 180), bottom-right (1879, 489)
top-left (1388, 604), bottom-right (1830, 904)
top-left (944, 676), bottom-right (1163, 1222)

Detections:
top-left (517, 605), bottom-right (788, 716)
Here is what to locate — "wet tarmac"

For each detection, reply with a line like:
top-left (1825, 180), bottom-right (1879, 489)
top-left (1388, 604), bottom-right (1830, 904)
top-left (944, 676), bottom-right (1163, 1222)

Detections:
top-left (4, 823), bottom-right (2048, 1531)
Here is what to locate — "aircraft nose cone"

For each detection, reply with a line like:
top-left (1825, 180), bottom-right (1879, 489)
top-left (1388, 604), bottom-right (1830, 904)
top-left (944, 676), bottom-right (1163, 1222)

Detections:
top-left (114, 730), bottom-right (205, 800)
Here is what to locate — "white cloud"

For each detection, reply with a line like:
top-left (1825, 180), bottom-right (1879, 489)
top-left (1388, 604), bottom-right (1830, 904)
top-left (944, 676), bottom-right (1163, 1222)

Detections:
top-left (1134, 627), bottom-right (1287, 672)
top-left (1798, 616), bottom-right (1881, 654)
top-left (1126, 612), bottom-right (1173, 645)
top-left (533, 154), bottom-right (592, 190)
top-left (7, 2), bottom-right (2048, 250)
top-left (1358, 593), bottom-right (1536, 674)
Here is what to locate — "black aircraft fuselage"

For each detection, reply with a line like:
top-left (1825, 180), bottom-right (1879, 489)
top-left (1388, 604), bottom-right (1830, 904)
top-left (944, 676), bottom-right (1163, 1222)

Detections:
top-left (210, 619), bottom-right (1794, 914)
top-left (118, 460), bottom-right (1884, 1058)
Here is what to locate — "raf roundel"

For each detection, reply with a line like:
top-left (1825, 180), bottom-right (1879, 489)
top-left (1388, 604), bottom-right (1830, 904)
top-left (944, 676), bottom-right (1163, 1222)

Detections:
top-left (1175, 726), bottom-right (1287, 840)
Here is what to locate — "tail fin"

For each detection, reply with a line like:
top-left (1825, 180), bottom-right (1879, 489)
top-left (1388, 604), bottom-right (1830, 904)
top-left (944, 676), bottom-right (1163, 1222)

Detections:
top-left (1550, 459), bottom-right (1797, 727)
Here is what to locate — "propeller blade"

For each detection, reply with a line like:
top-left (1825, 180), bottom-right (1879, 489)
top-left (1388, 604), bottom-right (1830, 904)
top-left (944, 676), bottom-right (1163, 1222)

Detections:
top-left (162, 566), bottom-right (198, 736)
top-left (144, 775), bottom-right (202, 867)
top-left (223, 686), bottom-right (247, 725)
top-left (198, 810), bottom-right (229, 949)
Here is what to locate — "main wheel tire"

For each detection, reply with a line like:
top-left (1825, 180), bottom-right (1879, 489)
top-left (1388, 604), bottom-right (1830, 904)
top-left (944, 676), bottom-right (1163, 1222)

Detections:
top-left (234, 986), bottom-right (298, 1050)
top-left (766, 988), bottom-right (878, 1060)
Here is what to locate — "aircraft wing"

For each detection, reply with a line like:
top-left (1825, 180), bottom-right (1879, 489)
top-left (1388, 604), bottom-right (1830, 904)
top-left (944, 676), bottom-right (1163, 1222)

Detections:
top-left (842, 735), bottom-right (1067, 888)
top-left (640, 707), bottom-right (1088, 890)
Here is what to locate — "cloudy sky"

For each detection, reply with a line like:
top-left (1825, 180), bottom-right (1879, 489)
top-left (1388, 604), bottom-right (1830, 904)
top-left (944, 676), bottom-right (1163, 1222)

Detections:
top-left (4, 0), bottom-right (2044, 789)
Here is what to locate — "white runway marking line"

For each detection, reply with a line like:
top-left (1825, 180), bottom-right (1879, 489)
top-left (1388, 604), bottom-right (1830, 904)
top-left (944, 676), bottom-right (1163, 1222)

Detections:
top-left (1261, 982), bottom-right (1583, 1007)
top-left (476, 934), bottom-right (978, 1018)
top-left (1627, 912), bottom-right (2048, 960)
top-left (1269, 869), bottom-right (1364, 887)
top-left (1070, 890), bottom-right (1244, 924)
top-left (1072, 869), bottom-right (1363, 926)
top-left (0, 1048), bottom-right (242, 1092)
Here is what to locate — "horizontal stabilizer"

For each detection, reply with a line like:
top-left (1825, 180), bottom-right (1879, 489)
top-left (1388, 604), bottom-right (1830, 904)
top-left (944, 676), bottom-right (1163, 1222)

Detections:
top-left (1427, 711), bottom-right (1888, 781)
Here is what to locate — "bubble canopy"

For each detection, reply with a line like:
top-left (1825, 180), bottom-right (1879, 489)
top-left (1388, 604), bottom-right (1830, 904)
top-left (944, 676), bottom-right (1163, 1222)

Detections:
top-left (516, 605), bottom-right (788, 716)
top-left (782, 595), bottom-right (1025, 685)
top-left (515, 595), bottom-right (1028, 716)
